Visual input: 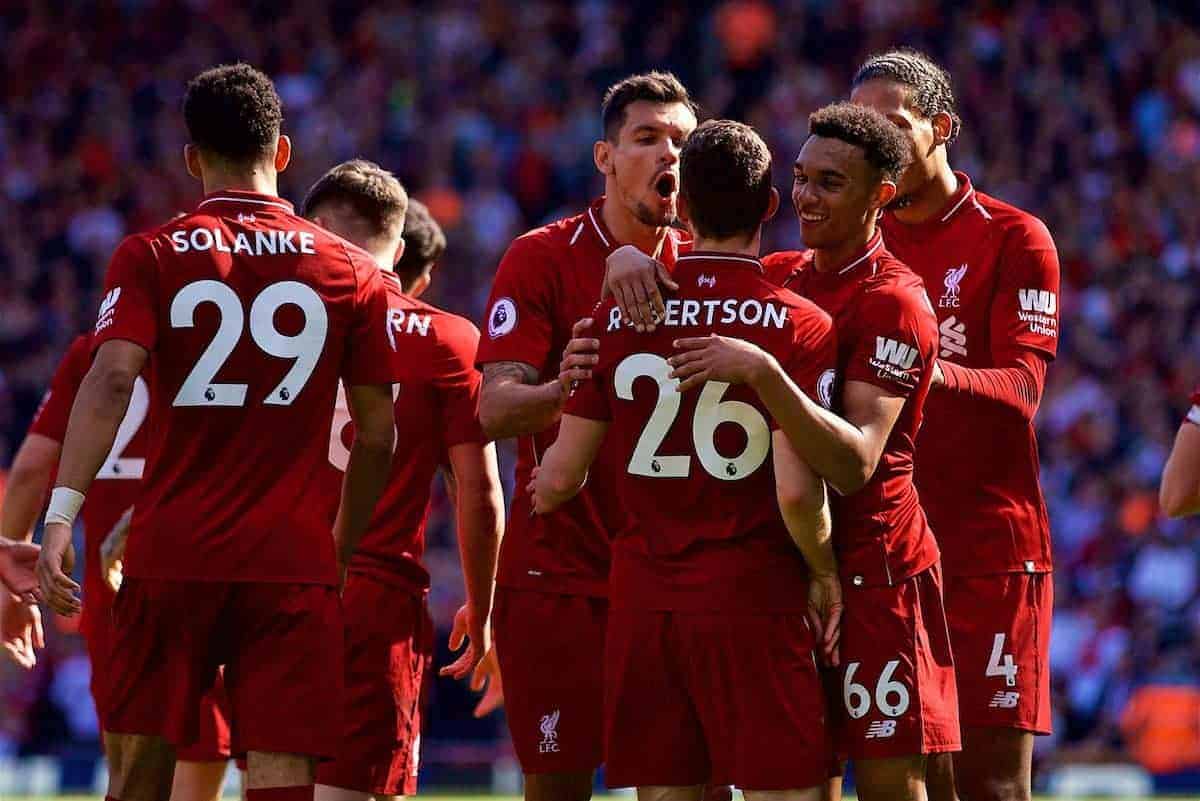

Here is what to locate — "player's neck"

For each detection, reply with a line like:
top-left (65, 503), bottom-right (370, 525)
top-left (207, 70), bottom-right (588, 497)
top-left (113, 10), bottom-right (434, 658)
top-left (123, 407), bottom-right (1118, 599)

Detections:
top-left (812, 224), bottom-right (876, 274)
top-left (601, 196), bottom-right (668, 258)
top-left (201, 167), bottom-right (279, 199)
top-left (692, 232), bottom-right (760, 259)
top-left (891, 162), bottom-right (958, 225)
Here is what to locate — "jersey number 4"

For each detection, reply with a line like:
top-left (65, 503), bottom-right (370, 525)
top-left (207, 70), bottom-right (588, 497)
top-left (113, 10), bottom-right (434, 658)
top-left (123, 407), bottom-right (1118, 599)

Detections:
top-left (170, 280), bottom-right (328, 407)
top-left (616, 353), bottom-right (769, 481)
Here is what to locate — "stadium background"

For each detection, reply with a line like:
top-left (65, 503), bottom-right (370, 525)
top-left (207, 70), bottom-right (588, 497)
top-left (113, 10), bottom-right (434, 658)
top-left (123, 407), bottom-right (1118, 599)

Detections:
top-left (1, 0), bottom-right (1199, 795)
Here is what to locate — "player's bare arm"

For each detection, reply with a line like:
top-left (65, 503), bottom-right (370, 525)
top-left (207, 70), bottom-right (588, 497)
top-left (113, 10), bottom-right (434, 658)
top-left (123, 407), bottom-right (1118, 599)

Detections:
top-left (100, 506), bottom-right (134, 592)
top-left (528, 414), bottom-right (608, 514)
top-left (1161, 415), bottom-right (1200, 518)
top-left (479, 360), bottom-right (564, 440)
top-left (602, 244), bottom-right (679, 331)
top-left (36, 339), bottom-right (147, 615)
top-left (333, 383), bottom-right (397, 583)
top-left (440, 442), bottom-right (504, 687)
top-left (773, 431), bottom-right (841, 667)
top-left (0, 433), bottom-right (56, 597)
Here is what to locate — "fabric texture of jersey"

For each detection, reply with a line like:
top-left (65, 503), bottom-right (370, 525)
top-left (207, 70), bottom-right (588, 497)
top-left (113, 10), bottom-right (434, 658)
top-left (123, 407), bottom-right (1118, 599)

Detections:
top-left (566, 252), bottom-right (837, 612)
top-left (880, 173), bottom-right (1059, 577)
top-left (476, 197), bottom-right (689, 598)
top-left (766, 234), bottom-right (940, 587)
top-left (91, 190), bottom-right (400, 586)
top-left (320, 272), bottom-right (485, 595)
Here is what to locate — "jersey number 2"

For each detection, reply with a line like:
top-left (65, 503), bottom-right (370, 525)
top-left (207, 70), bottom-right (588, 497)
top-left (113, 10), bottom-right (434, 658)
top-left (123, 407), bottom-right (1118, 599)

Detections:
top-left (95, 375), bottom-right (148, 480)
top-left (615, 353), bottom-right (769, 481)
top-left (170, 280), bottom-right (328, 407)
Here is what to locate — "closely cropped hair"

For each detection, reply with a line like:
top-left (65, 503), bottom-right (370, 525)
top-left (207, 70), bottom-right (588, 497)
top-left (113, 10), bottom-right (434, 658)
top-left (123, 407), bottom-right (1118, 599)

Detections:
top-left (601, 71), bottom-right (697, 141)
top-left (395, 199), bottom-right (447, 284)
top-left (301, 159), bottom-right (408, 238)
top-left (809, 103), bottom-right (910, 184)
top-left (853, 48), bottom-right (962, 143)
top-left (680, 120), bottom-right (772, 241)
top-left (183, 64), bottom-right (282, 163)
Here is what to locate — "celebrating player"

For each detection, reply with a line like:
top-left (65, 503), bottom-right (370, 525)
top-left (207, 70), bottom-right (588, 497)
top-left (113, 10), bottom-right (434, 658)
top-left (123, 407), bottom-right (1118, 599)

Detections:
top-left (1, 336), bottom-right (234, 801)
top-left (850, 49), bottom-right (1059, 801)
top-left (299, 161), bottom-right (504, 801)
top-left (476, 71), bottom-right (697, 801)
top-left (1162, 387), bottom-right (1200, 517)
top-left (662, 104), bottom-right (958, 801)
top-left (532, 118), bottom-right (839, 800)
top-left (32, 64), bottom-right (400, 801)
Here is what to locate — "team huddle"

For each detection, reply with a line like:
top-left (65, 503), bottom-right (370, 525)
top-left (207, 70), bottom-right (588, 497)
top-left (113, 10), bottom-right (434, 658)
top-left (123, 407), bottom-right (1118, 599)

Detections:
top-left (0, 45), bottom-right (1058, 801)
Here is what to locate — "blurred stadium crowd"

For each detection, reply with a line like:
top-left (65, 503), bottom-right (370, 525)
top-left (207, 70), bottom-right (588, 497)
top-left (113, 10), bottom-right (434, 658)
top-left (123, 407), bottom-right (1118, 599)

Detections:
top-left (2, 0), bottom-right (1200, 783)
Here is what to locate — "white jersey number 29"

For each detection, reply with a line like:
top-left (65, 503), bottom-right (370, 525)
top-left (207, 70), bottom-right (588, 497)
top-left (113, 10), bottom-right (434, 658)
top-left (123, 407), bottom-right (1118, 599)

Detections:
top-left (614, 353), bottom-right (770, 481)
top-left (95, 375), bottom-right (148, 480)
top-left (170, 280), bottom-right (328, 407)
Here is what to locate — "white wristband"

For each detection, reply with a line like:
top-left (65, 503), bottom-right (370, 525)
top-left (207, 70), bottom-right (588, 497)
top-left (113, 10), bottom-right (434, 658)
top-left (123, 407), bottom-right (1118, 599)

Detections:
top-left (45, 487), bottom-right (85, 528)
top-left (1188, 405), bottom-right (1200, 427)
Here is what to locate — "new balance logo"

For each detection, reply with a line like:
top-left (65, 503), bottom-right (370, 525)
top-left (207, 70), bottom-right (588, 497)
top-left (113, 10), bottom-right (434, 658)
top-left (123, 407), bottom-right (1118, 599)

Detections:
top-left (874, 337), bottom-right (917, 369)
top-left (538, 709), bottom-right (560, 753)
top-left (1018, 289), bottom-right (1057, 315)
top-left (865, 720), bottom-right (897, 739)
top-left (95, 287), bottom-right (121, 333)
top-left (697, 274), bottom-right (716, 288)
top-left (989, 691), bottom-right (1020, 709)
top-left (939, 316), bottom-right (967, 359)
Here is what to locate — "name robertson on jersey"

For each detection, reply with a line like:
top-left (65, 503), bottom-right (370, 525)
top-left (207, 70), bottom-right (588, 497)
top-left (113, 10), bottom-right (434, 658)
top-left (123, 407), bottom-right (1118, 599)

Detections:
top-left (606, 297), bottom-right (789, 332)
top-left (170, 227), bottom-right (318, 256)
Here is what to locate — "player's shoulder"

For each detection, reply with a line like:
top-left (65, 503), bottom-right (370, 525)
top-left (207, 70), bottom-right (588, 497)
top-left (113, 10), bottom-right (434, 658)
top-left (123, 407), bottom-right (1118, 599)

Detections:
top-left (972, 189), bottom-right (1056, 251)
top-left (504, 210), bottom-right (590, 260)
top-left (863, 252), bottom-right (936, 322)
top-left (384, 277), bottom-right (480, 362)
top-left (762, 249), bottom-right (814, 289)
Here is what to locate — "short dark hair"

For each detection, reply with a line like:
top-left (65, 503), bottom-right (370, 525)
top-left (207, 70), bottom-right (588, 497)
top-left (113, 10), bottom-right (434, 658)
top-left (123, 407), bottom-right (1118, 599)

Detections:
top-left (601, 71), bottom-right (697, 141)
top-left (852, 48), bottom-right (962, 143)
top-left (395, 199), bottom-right (447, 286)
top-left (301, 159), bottom-right (408, 238)
top-left (808, 102), bottom-right (910, 183)
top-left (183, 64), bottom-right (283, 163)
top-left (680, 120), bottom-right (772, 241)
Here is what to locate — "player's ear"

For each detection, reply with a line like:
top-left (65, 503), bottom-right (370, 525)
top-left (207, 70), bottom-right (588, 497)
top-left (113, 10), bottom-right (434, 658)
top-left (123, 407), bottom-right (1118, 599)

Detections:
top-left (875, 180), bottom-right (898, 209)
top-left (930, 112), bottom-right (954, 147)
top-left (594, 139), bottom-right (614, 176)
top-left (763, 187), bottom-right (780, 223)
top-left (392, 236), bottom-right (406, 266)
top-left (184, 144), bottom-right (203, 180)
top-left (274, 135), bottom-right (292, 174)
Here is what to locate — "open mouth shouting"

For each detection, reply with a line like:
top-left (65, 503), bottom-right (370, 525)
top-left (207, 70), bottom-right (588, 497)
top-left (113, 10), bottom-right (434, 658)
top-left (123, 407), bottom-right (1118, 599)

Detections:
top-left (654, 170), bottom-right (678, 199)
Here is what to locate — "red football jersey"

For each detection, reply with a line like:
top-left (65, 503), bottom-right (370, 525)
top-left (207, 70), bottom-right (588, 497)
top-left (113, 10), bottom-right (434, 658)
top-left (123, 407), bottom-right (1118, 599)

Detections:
top-left (880, 173), bottom-right (1058, 576)
top-left (91, 190), bottom-right (400, 586)
top-left (28, 334), bottom-right (145, 634)
top-left (766, 233), bottom-right (941, 587)
top-left (566, 252), bottom-right (838, 612)
top-left (321, 272), bottom-right (486, 595)
top-left (476, 198), bottom-right (689, 597)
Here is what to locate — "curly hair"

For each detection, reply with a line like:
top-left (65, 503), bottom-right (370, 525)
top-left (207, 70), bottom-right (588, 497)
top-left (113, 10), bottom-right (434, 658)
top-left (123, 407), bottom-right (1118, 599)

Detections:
top-left (301, 159), bottom-right (408, 238)
top-left (601, 71), bottom-right (697, 141)
top-left (852, 48), bottom-right (961, 143)
top-left (183, 64), bottom-right (283, 163)
top-left (680, 119), bottom-right (772, 241)
top-left (395, 199), bottom-right (447, 286)
top-left (808, 102), bottom-right (910, 184)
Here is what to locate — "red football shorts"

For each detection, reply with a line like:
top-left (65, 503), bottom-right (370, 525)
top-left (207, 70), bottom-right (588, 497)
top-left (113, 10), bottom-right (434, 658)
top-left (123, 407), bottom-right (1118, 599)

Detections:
top-left (832, 563), bottom-right (961, 759)
top-left (316, 573), bottom-right (433, 795)
top-left (943, 572), bottom-right (1052, 734)
top-left (605, 609), bottom-right (832, 790)
top-left (84, 593), bottom-right (232, 761)
top-left (492, 587), bottom-right (606, 775)
top-left (106, 577), bottom-right (343, 760)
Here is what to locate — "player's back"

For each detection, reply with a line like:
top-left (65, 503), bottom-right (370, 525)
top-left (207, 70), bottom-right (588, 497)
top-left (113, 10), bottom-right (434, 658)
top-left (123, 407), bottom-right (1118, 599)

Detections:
top-left (567, 251), bottom-right (836, 613)
top-left (94, 190), bottom-right (397, 586)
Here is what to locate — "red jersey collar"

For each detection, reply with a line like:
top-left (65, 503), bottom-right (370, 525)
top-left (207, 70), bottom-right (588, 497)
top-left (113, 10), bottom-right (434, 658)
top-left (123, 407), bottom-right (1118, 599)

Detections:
top-left (196, 189), bottom-right (295, 215)
top-left (579, 196), bottom-right (681, 261)
top-left (677, 251), bottom-right (764, 274)
top-left (816, 231), bottom-right (884, 278)
top-left (883, 171), bottom-right (975, 233)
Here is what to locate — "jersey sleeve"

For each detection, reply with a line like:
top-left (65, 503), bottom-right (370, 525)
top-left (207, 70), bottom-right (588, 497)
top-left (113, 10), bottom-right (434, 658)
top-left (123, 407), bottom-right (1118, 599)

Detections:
top-left (433, 315), bottom-right (487, 448)
top-left (343, 253), bottom-right (403, 386)
top-left (475, 234), bottom-right (558, 372)
top-left (780, 302), bottom-right (838, 410)
top-left (844, 285), bottom-right (936, 397)
top-left (92, 235), bottom-right (159, 353)
top-left (990, 217), bottom-right (1060, 361)
top-left (28, 336), bottom-right (92, 443)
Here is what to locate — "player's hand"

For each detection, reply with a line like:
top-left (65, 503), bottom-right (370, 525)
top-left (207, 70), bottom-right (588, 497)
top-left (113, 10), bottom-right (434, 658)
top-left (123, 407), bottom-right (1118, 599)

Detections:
top-left (807, 572), bottom-right (844, 668)
top-left (0, 540), bottom-right (40, 596)
top-left (0, 592), bottom-right (44, 669)
top-left (668, 335), bottom-right (777, 393)
top-left (471, 644), bottom-right (504, 718)
top-left (34, 523), bottom-right (80, 616)
top-left (931, 359), bottom-right (945, 388)
top-left (527, 466), bottom-right (550, 515)
top-left (602, 245), bottom-right (678, 332)
top-left (558, 318), bottom-right (600, 393)
top-left (440, 603), bottom-right (489, 680)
